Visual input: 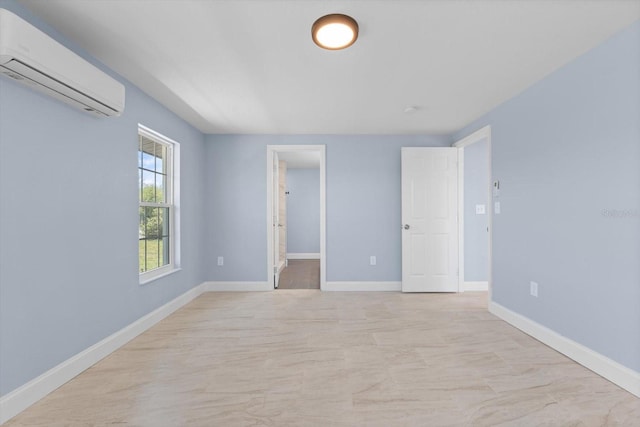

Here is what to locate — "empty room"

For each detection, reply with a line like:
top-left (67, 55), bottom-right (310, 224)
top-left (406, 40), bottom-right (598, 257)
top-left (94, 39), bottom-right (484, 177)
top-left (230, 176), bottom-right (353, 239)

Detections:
top-left (0, 0), bottom-right (638, 425)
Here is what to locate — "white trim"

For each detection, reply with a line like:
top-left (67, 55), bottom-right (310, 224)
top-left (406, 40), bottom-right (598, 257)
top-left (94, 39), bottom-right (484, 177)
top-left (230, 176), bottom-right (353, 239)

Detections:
top-left (453, 125), bottom-right (491, 148)
top-left (0, 282), bottom-right (207, 425)
top-left (267, 145), bottom-right (326, 291)
top-left (487, 129), bottom-right (492, 302)
top-left (172, 139), bottom-right (181, 269)
top-left (463, 281), bottom-right (488, 291)
top-left (490, 301), bottom-right (640, 398)
top-left (287, 252), bottom-right (321, 260)
top-left (319, 147), bottom-right (327, 290)
top-left (139, 267), bottom-right (181, 285)
top-left (324, 281), bottom-right (401, 292)
top-left (204, 281), bottom-right (272, 292)
top-left (138, 124), bottom-right (181, 146)
top-left (457, 148), bottom-right (464, 292)
top-left (452, 125), bottom-right (492, 299)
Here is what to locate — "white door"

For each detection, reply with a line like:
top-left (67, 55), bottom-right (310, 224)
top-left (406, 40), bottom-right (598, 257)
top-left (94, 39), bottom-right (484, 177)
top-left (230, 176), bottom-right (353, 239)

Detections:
top-left (278, 159), bottom-right (287, 270)
top-left (273, 155), bottom-right (287, 287)
top-left (401, 148), bottom-right (458, 292)
top-left (273, 154), bottom-right (281, 286)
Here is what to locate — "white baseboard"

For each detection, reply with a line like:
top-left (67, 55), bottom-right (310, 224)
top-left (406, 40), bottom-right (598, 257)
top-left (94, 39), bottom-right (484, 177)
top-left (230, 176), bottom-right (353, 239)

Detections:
top-left (323, 281), bottom-right (401, 292)
top-left (463, 281), bottom-right (488, 291)
top-left (0, 282), bottom-right (208, 425)
top-left (205, 281), bottom-right (272, 291)
top-left (489, 301), bottom-right (640, 398)
top-left (287, 252), bottom-right (320, 260)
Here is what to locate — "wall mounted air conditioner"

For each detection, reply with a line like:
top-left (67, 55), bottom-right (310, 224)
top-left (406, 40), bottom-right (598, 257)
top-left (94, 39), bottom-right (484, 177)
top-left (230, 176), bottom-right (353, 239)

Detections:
top-left (0, 8), bottom-right (125, 117)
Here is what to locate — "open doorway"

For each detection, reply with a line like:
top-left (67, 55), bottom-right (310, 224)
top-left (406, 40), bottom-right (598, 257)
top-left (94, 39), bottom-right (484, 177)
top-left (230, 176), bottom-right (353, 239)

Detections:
top-left (453, 126), bottom-right (492, 296)
top-left (266, 145), bottom-right (326, 290)
top-left (278, 161), bottom-right (320, 289)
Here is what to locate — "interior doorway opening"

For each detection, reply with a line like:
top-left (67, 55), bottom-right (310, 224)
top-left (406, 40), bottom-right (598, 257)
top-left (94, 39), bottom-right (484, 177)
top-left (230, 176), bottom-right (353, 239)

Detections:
top-left (266, 145), bottom-right (326, 290)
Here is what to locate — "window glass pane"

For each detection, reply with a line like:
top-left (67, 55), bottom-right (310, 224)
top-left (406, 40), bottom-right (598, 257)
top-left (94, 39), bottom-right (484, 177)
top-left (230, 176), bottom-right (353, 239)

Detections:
top-left (145, 239), bottom-right (161, 271)
top-left (155, 172), bottom-right (166, 203)
top-left (139, 206), bottom-right (146, 272)
top-left (139, 238), bottom-right (147, 272)
top-left (142, 150), bottom-right (155, 171)
top-left (155, 143), bottom-right (166, 173)
top-left (161, 207), bottom-right (170, 237)
top-left (162, 236), bottom-right (170, 266)
top-left (141, 136), bottom-right (156, 166)
top-left (141, 170), bottom-right (156, 202)
top-left (144, 206), bottom-right (159, 238)
top-left (139, 207), bottom-right (146, 240)
top-left (138, 208), bottom-right (169, 273)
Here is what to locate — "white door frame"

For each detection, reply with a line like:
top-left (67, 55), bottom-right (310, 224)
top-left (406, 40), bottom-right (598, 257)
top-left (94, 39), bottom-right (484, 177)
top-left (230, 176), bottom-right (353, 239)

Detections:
top-left (452, 125), bottom-right (492, 299)
top-left (266, 145), bottom-right (326, 290)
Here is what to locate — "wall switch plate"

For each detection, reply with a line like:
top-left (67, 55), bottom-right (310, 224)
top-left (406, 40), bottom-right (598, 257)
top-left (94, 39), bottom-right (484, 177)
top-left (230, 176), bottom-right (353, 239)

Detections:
top-left (494, 202), bottom-right (501, 214)
top-left (217, 256), bottom-right (224, 266)
top-left (475, 204), bottom-right (486, 215)
top-left (370, 256), bottom-right (377, 266)
top-left (530, 281), bottom-right (538, 297)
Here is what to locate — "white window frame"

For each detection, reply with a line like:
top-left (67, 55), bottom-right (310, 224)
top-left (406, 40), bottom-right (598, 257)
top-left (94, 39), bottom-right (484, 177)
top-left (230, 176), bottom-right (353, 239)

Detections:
top-left (138, 124), bottom-right (181, 284)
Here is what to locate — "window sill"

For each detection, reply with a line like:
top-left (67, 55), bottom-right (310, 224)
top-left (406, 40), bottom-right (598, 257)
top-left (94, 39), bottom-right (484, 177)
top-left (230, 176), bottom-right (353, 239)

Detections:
top-left (139, 267), bottom-right (182, 285)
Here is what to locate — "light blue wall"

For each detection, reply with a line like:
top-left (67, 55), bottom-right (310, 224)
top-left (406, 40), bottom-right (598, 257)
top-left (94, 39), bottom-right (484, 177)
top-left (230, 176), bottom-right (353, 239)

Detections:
top-left (464, 138), bottom-right (489, 281)
top-left (4, 0), bottom-right (636, 401)
top-left (205, 135), bottom-right (449, 282)
top-left (453, 21), bottom-right (640, 372)
top-left (286, 168), bottom-right (320, 254)
top-left (0, 1), bottom-right (206, 395)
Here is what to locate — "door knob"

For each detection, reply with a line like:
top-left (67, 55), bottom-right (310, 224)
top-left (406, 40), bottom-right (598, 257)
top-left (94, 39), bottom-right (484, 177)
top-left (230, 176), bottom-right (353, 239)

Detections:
top-left (403, 224), bottom-right (410, 230)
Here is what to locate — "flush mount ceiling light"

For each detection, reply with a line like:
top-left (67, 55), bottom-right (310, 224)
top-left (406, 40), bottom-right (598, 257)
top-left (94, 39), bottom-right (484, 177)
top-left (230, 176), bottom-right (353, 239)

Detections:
top-left (312, 14), bottom-right (359, 50)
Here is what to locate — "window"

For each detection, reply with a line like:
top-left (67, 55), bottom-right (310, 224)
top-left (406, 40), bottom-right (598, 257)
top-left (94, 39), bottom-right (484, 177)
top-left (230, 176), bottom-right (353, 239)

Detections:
top-left (138, 125), bottom-right (180, 282)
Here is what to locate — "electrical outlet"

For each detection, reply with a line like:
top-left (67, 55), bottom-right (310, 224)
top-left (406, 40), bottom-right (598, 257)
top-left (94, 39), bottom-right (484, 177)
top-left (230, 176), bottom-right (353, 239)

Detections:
top-left (530, 281), bottom-right (538, 297)
top-left (217, 256), bottom-right (224, 266)
top-left (370, 256), bottom-right (377, 266)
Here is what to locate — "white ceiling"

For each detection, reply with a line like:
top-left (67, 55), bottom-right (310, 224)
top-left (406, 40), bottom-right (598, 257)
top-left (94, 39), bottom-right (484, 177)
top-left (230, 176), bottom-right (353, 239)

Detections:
top-left (20, 0), bottom-right (640, 135)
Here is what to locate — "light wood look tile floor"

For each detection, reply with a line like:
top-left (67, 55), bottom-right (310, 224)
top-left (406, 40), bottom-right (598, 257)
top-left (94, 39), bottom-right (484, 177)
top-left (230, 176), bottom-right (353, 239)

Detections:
top-left (277, 260), bottom-right (320, 289)
top-left (6, 291), bottom-right (639, 426)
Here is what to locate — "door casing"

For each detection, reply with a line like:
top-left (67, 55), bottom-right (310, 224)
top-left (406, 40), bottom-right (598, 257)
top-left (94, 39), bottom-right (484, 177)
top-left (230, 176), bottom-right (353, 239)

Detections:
top-left (452, 125), bottom-right (493, 300)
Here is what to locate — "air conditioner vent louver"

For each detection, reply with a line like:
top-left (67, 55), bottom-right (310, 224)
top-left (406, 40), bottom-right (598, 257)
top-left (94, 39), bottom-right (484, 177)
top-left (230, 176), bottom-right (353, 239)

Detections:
top-left (0, 8), bottom-right (125, 117)
top-left (3, 70), bottom-right (24, 80)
